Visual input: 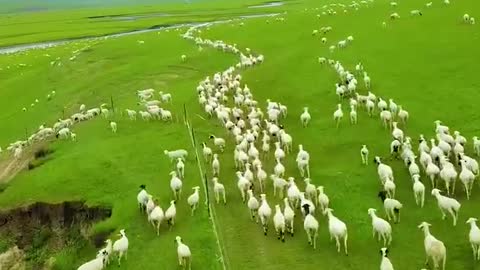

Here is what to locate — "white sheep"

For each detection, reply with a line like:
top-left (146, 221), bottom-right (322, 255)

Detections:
top-left (159, 108), bottom-right (172, 121)
top-left (137, 184), bottom-right (149, 212)
top-left (368, 208), bottom-right (392, 246)
top-left (175, 236), bottom-right (192, 269)
top-left (271, 175), bottom-right (288, 198)
top-left (96, 239), bottom-right (113, 266)
top-left (431, 188), bottom-right (460, 226)
top-left (170, 171), bottom-right (183, 200)
top-left (187, 186), bottom-right (200, 216)
top-left (237, 171), bottom-right (251, 202)
top-left (317, 186), bottom-right (330, 212)
top-left (181, 55), bottom-right (187, 62)
top-left (176, 158), bottom-right (185, 179)
top-left (378, 191), bottom-right (402, 223)
top-left (258, 194), bottom-right (272, 235)
top-left (158, 91), bottom-right (172, 103)
top-left (473, 136), bottom-right (480, 156)
top-left (360, 145), bottom-right (369, 165)
top-left (212, 177), bottom-right (226, 204)
top-left (379, 247), bottom-right (394, 270)
top-left (283, 198), bottom-right (295, 236)
top-left (467, 217), bottom-right (480, 260)
top-left (300, 107), bottom-right (311, 127)
top-left (164, 149), bottom-right (188, 162)
top-left (459, 159), bottom-right (475, 199)
top-left (350, 104), bottom-right (357, 124)
top-left (304, 178), bottom-right (317, 202)
top-left (212, 154), bottom-right (220, 176)
top-left (247, 189), bottom-right (259, 222)
top-left (410, 9), bottom-right (422, 16)
top-left (256, 164), bottom-right (267, 192)
top-left (109, 121), bottom-right (117, 133)
top-left (112, 229), bottom-right (129, 266)
top-left (464, 14), bottom-right (470, 23)
top-left (273, 205), bottom-right (286, 242)
top-left (412, 175), bottom-right (425, 208)
top-left (418, 222), bottom-right (446, 270)
top-left (78, 251), bottom-right (108, 270)
top-left (324, 208), bottom-right (348, 255)
top-left (384, 177), bottom-right (396, 198)
top-left (333, 104), bottom-right (343, 128)
top-left (303, 204), bottom-right (319, 249)
top-left (165, 200), bottom-right (177, 227)
top-left (202, 142), bottom-right (212, 162)
top-left (374, 157), bottom-right (394, 183)
top-left (148, 202), bottom-right (164, 235)
top-left (210, 135), bottom-right (226, 151)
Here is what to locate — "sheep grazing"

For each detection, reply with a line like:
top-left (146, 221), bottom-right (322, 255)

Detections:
top-left (175, 236), bottom-right (192, 270)
top-left (324, 208), bottom-right (348, 255)
top-left (112, 229), bottom-right (129, 266)
top-left (137, 184), bottom-right (149, 212)
top-left (368, 208), bottom-right (392, 246)
top-left (258, 194), bottom-right (272, 235)
top-left (148, 202), bottom-right (164, 235)
top-left (378, 191), bottom-right (402, 223)
top-left (273, 205), bottom-right (286, 242)
top-left (360, 145), bottom-right (369, 165)
top-left (467, 218), bottom-right (480, 260)
top-left (412, 175), bottom-right (425, 208)
top-left (379, 247), bottom-right (394, 270)
top-left (164, 149), bottom-right (188, 162)
top-left (333, 104), bottom-right (343, 128)
top-left (300, 107), bottom-right (311, 127)
top-left (303, 204), bottom-right (319, 249)
top-left (78, 251), bottom-right (108, 270)
top-left (418, 222), bottom-right (446, 270)
top-left (431, 188), bottom-right (460, 226)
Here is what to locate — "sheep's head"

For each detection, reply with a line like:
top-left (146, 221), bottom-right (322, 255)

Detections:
top-left (431, 188), bottom-right (441, 196)
top-left (323, 208), bottom-right (333, 216)
top-left (380, 247), bottom-right (389, 257)
top-left (418, 222), bottom-right (431, 230)
top-left (119, 229), bottom-right (125, 236)
top-left (164, 150), bottom-right (169, 155)
top-left (466, 217), bottom-right (478, 224)
top-left (373, 156), bottom-right (381, 165)
top-left (367, 208), bottom-right (376, 215)
top-left (139, 184), bottom-right (146, 190)
top-left (302, 203), bottom-right (310, 212)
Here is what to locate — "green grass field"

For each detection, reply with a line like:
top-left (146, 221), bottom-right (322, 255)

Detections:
top-left (1, 0), bottom-right (480, 269)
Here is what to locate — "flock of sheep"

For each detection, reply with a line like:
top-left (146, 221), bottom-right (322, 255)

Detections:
top-left (0, 1), bottom-right (478, 270)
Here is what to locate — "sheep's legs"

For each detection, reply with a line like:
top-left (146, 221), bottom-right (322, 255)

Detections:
top-left (448, 209), bottom-right (457, 226)
top-left (222, 192), bottom-right (226, 205)
top-left (335, 236), bottom-right (341, 253)
top-left (472, 244), bottom-right (477, 260)
top-left (344, 233), bottom-right (349, 255)
top-left (313, 231), bottom-right (318, 250)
